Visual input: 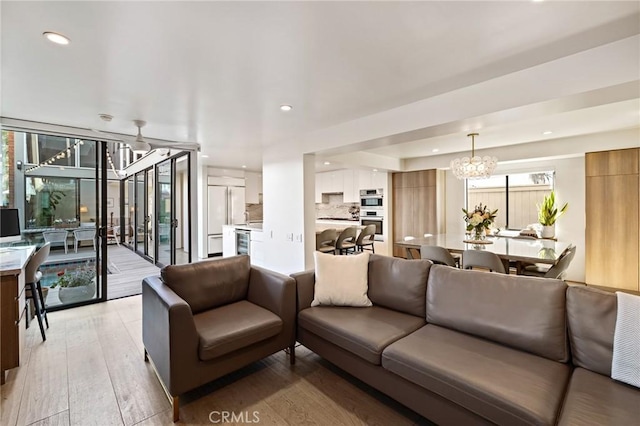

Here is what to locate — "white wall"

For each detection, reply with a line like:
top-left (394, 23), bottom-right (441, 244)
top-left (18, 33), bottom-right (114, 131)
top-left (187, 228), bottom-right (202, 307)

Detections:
top-left (262, 153), bottom-right (315, 275)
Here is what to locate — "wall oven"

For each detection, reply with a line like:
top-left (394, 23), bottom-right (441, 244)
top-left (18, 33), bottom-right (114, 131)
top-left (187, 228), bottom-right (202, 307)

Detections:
top-left (360, 189), bottom-right (383, 209)
top-left (360, 210), bottom-right (384, 241)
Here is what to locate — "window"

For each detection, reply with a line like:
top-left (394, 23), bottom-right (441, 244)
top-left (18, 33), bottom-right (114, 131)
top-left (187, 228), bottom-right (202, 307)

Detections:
top-left (25, 177), bottom-right (78, 228)
top-left (467, 171), bottom-right (554, 230)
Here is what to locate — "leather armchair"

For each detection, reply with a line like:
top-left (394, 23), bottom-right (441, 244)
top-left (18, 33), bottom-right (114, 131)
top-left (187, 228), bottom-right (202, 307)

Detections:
top-left (142, 255), bottom-right (296, 422)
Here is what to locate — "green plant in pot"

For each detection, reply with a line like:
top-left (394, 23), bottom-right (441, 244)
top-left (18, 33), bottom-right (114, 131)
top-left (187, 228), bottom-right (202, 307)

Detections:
top-left (51, 264), bottom-right (97, 304)
top-left (537, 191), bottom-right (568, 239)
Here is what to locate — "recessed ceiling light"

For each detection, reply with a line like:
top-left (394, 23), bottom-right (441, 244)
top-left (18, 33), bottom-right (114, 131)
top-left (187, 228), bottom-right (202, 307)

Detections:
top-left (98, 114), bottom-right (113, 122)
top-left (43, 31), bottom-right (70, 45)
top-left (242, 165), bottom-right (247, 168)
top-left (201, 154), bottom-right (209, 158)
top-left (280, 105), bottom-right (293, 112)
top-left (323, 161), bottom-right (331, 165)
top-left (373, 169), bottom-right (378, 172)
top-left (542, 131), bottom-right (553, 135)
top-left (432, 148), bottom-right (439, 153)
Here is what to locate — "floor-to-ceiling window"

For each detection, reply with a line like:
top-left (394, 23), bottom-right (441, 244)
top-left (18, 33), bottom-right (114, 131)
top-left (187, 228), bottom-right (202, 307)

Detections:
top-left (3, 131), bottom-right (110, 310)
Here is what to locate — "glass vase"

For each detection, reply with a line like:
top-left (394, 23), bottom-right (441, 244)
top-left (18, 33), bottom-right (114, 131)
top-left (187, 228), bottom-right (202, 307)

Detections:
top-left (473, 227), bottom-right (486, 241)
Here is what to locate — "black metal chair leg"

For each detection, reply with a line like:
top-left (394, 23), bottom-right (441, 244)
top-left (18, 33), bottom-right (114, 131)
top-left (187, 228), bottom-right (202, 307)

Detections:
top-left (28, 282), bottom-right (46, 341)
top-left (36, 281), bottom-right (49, 328)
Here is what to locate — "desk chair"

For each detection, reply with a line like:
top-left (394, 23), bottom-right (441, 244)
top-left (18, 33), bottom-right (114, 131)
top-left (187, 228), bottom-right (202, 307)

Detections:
top-left (25, 243), bottom-right (50, 341)
top-left (462, 250), bottom-right (507, 274)
top-left (73, 229), bottom-right (96, 253)
top-left (43, 230), bottom-right (68, 254)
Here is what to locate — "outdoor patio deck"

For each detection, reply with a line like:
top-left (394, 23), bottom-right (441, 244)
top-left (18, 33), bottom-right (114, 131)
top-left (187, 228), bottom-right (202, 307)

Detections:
top-left (43, 245), bottom-right (160, 306)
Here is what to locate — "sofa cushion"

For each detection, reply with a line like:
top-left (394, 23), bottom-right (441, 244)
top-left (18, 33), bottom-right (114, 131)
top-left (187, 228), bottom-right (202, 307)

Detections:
top-left (382, 325), bottom-right (571, 426)
top-left (558, 368), bottom-right (640, 426)
top-left (427, 265), bottom-right (569, 362)
top-left (194, 300), bottom-right (282, 361)
top-left (311, 251), bottom-right (372, 307)
top-left (367, 254), bottom-right (431, 317)
top-left (298, 306), bottom-right (425, 365)
top-left (566, 286), bottom-right (616, 376)
top-left (161, 255), bottom-right (251, 314)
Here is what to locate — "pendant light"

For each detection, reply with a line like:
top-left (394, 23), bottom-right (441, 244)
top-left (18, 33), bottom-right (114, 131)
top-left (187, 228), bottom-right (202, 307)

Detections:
top-left (450, 133), bottom-right (497, 179)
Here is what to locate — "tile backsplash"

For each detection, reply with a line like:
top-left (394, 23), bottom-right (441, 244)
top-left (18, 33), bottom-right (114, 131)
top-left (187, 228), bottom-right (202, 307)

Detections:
top-left (246, 203), bottom-right (263, 221)
top-left (316, 194), bottom-right (359, 220)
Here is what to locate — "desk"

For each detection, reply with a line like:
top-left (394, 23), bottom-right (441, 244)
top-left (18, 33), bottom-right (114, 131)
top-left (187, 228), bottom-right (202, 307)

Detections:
top-left (396, 234), bottom-right (570, 272)
top-left (0, 245), bottom-right (36, 384)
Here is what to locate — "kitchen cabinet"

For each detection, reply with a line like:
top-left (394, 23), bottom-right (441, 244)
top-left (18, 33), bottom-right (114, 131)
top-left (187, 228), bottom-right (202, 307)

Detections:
top-left (250, 230), bottom-right (265, 267)
top-left (358, 170), bottom-right (387, 190)
top-left (245, 172), bottom-right (262, 204)
top-left (585, 148), bottom-right (639, 291)
top-left (343, 170), bottom-right (359, 203)
top-left (392, 170), bottom-right (443, 258)
top-left (222, 225), bottom-right (236, 257)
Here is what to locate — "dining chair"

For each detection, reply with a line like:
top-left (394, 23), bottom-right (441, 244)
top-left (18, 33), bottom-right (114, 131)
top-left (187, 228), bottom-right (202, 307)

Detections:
top-left (356, 225), bottom-right (376, 253)
top-left (316, 229), bottom-right (337, 254)
top-left (462, 250), bottom-right (507, 274)
top-left (43, 230), bottom-right (69, 254)
top-left (335, 227), bottom-right (357, 255)
top-left (522, 244), bottom-right (576, 280)
top-left (25, 242), bottom-right (50, 341)
top-left (73, 229), bottom-right (96, 253)
top-left (420, 245), bottom-right (458, 267)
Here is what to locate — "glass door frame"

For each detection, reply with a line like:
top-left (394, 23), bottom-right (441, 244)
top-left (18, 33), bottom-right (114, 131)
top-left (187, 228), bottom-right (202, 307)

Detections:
top-left (154, 151), bottom-right (192, 267)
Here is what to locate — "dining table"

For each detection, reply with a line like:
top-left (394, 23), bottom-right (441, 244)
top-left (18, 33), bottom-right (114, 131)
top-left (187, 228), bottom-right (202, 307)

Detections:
top-left (396, 233), bottom-right (571, 274)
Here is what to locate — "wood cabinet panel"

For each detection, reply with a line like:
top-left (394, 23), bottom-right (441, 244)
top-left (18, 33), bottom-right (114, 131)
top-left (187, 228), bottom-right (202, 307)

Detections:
top-left (416, 170), bottom-right (436, 187)
top-left (586, 148), bottom-right (639, 177)
top-left (586, 174), bottom-right (639, 290)
top-left (413, 187), bottom-right (437, 236)
top-left (393, 187), bottom-right (414, 240)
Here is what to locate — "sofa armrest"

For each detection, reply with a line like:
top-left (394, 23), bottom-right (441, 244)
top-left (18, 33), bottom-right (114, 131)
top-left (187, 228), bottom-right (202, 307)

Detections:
top-left (247, 266), bottom-right (296, 322)
top-left (290, 269), bottom-right (315, 312)
top-left (142, 276), bottom-right (199, 395)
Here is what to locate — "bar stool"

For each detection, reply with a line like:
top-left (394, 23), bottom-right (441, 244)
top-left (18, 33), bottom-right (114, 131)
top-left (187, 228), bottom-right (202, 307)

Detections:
top-left (335, 227), bottom-right (357, 255)
top-left (25, 242), bottom-right (51, 341)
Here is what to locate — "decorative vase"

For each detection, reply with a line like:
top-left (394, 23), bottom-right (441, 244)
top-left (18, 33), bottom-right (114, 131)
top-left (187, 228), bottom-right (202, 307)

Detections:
top-left (541, 225), bottom-right (555, 239)
top-left (473, 227), bottom-right (486, 241)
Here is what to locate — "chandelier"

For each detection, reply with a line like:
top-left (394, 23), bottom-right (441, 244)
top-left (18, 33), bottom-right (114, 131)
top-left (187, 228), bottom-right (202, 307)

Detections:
top-left (450, 133), bottom-right (497, 179)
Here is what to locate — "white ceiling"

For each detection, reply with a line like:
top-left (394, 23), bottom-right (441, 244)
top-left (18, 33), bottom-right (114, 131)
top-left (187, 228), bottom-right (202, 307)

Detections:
top-left (1, 1), bottom-right (639, 171)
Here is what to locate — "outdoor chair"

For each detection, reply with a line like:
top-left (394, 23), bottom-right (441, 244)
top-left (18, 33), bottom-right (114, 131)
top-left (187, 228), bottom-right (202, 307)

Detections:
top-left (73, 229), bottom-right (96, 252)
top-left (43, 230), bottom-right (69, 254)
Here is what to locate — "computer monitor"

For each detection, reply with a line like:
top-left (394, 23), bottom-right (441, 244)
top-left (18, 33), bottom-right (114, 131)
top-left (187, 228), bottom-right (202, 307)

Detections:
top-left (0, 208), bottom-right (22, 244)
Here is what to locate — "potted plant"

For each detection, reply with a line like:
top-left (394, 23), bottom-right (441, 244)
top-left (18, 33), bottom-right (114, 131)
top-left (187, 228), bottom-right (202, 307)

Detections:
top-left (538, 191), bottom-right (568, 238)
top-left (51, 264), bottom-right (97, 304)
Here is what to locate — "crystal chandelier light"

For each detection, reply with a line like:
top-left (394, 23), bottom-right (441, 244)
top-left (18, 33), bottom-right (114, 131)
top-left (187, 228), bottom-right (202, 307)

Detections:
top-left (450, 133), bottom-right (498, 179)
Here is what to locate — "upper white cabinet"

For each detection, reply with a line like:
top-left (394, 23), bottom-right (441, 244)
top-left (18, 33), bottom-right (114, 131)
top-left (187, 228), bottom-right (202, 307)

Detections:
top-left (316, 169), bottom-right (388, 202)
top-left (358, 170), bottom-right (386, 190)
top-left (245, 172), bottom-right (262, 204)
top-left (343, 170), bottom-right (359, 203)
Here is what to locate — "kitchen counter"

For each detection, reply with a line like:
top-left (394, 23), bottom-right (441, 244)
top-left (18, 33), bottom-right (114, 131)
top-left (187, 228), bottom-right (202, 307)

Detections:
top-left (229, 223), bottom-right (263, 231)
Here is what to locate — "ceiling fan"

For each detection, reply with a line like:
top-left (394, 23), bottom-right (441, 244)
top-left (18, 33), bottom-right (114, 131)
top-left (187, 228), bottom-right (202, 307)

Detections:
top-left (128, 119), bottom-right (152, 154)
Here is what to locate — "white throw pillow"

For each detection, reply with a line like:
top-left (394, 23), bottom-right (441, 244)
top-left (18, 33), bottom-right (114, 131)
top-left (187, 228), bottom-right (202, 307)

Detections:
top-left (311, 251), bottom-right (372, 307)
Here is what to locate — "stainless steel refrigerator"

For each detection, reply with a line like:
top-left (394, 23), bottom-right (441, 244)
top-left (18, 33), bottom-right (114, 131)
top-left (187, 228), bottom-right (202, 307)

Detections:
top-left (207, 184), bottom-right (245, 255)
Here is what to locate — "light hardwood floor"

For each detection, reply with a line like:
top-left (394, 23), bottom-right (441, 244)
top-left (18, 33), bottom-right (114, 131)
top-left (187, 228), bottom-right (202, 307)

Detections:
top-left (1, 295), bottom-right (429, 426)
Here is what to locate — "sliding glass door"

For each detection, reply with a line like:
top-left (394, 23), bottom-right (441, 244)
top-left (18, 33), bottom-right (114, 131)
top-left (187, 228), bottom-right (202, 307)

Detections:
top-left (156, 160), bottom-right (172, 267)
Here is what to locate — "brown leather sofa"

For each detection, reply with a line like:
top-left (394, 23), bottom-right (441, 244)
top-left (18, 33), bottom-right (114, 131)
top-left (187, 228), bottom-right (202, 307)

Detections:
top-left (142, 255), bottom-right (296, 422)
top-left (292, 254), bottom-right (639, 425)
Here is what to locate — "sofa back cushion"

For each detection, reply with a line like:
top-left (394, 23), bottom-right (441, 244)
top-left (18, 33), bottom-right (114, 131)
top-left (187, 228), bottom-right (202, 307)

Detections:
top-left (161, 255), bottom-right (251, 314)
top-left (566, 286), bottom-right (616, 376)
top-left (367, 254), bottom-right (432, 317)
top-left (427, 265), bottom-right (569, 362)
